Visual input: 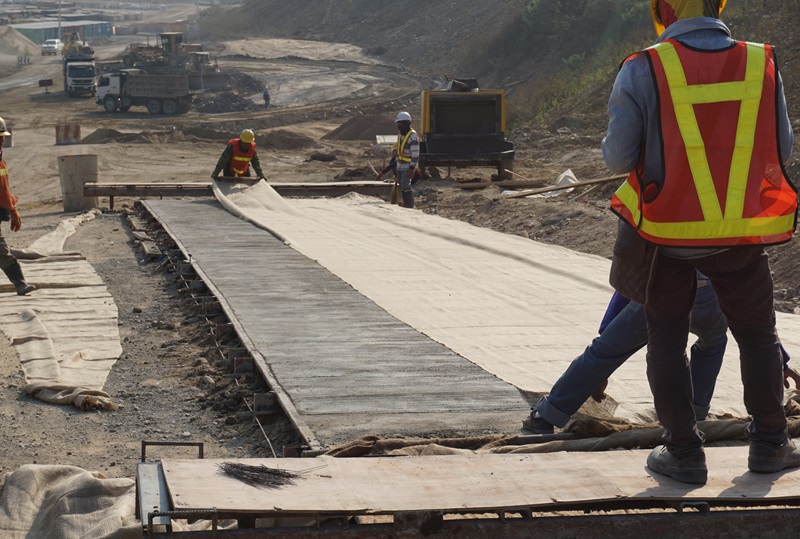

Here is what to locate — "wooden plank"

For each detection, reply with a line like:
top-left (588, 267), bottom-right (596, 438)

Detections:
top-left (162, 448), bottom-right (800, 516)
top-left (136, 462), bottom-right (171, 527)
top-left (500, 174), bottom-right (627, 199)
top-left (84, 181), bottom-right (390, 200)
top-left (140, 240), bottom-right (162, 259)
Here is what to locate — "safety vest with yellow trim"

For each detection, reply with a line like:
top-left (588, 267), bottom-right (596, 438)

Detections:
top-left (394, 129), bottom-right (417, 164)
top-left (0, 159), bottom-right (18, 221)
top-left (611, 39), bottom-right (797, 247)
top-left (228, 138), bottom-right (256, 177)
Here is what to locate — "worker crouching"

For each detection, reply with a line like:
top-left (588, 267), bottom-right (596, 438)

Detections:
top-left (211, 129), bottom-right (266, 181)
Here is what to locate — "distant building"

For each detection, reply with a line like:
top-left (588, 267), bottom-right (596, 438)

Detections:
top-left (9, 20), bottom-right (112, 44)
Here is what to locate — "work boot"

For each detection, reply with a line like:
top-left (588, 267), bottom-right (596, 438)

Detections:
top-left (2, 261), bottom-right (36, 296)
top-left (401, 189), bottom-right (415, 209)
top-left (748, 438), bottom-right (800, 474)
top-left (522, 409), bottom-right (554, 434)
top-left (646, 445), bottom-right (707, 485)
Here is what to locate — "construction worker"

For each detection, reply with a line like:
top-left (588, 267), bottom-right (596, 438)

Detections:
top-left (393, 111), bottom-right (419, 208)
top-left (211, 129), bottom-right (266, 181)
top-left (263, 86), bottom-right (270, 108)
top-left (0, 116), bottom-right (35, 296)
top-left (523, 280), bottom-right (800, 435)
top-left (604, 0), bottom-right (798, 484)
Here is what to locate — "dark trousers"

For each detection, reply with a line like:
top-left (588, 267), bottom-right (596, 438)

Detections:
top-left (0, 224), bottom-right (16, 271)
top-left (645, 247), bottom-right (787, 457)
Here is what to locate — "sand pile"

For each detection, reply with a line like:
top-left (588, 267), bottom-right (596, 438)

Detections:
top-left (0, 27), bottom-right (38, 57)
top-left (259, 129), bottom-right (318, 150)
top-left (322, 114), bottom-right (396, 141)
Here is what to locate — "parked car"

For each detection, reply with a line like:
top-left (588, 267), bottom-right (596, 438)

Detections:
top-left (41, 39), bottom-right (64, 56)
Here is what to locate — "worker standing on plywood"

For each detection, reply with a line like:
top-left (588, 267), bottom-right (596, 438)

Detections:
top-left (0, 117), bottom-right (35, 296)
top-left (211, 129), bottom-right (266, 181)
top-left (604, 0), bottom-right (798, 484)
top-left (393, 112), bottom-right (419, 209)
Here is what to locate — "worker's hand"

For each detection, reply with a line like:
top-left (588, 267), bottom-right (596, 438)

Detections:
top-left (784, 366), bottom-right (800, 389)
top-left (591, 379), bottom-right (609, 402)
top-left (10, 210), bottom-right (21, 232)
top-left (257, 176), bottom-right (266, 181)
top-left (211, 173), bottom-right (219, 181)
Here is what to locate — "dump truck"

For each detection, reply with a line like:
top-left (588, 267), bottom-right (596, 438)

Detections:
top-left (96, 70), bottom-right (197, 114)
top-left (61, 32), bottom-right (97, 97)
top-left (419, 78), bottom-right (515, 179)
top-left (63, 55), bottom-right (97, 97)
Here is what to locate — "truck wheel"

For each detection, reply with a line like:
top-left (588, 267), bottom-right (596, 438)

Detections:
top-left (146, 99), bottom-right (162, 115)
top-left (162, 99), bottom-right (178, 115)
top-left (103, 96), bottom-right (118, 112)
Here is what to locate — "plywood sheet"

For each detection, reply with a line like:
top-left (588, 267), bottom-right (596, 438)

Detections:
top-left (163, 447), bottom-right (800, 515)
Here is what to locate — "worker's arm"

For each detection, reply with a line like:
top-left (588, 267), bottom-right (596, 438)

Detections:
top-left (211, 144), bottom-right (233, 179)
top-left (408, 132), bottom-right (420, 172)
top-left (250, 151), bottom-right (266, 180)
top-left (601, 54), bottom-right (648, 175)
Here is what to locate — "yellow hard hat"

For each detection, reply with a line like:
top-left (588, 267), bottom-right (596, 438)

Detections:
top-left (0, 116), bottom-right (10, 136)
top-left (650, 0), bottom-right (727, 36)
top-left (240, 129), bottom-right (255, 144)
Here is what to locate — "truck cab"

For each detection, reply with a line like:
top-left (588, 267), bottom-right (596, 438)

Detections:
top-left (64, 60), bottom-right (97, 97)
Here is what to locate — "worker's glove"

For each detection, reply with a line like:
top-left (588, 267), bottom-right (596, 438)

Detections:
top-left (10, 209), bottom-right (21, 232)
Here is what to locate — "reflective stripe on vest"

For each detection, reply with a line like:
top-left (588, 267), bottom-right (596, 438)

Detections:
top-left (612, 40), bottom-right (797, 246)
top-left (396, 130), bottom-right (415, 163)
top-left (229, 138), bottom-right (255, 176)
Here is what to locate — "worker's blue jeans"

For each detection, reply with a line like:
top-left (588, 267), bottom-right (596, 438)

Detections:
top-left (536, 282), bottom-right (728, 428)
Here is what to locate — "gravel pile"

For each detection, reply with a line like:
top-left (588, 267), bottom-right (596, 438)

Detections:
top-left (193, 91), bottom-right (262, 113)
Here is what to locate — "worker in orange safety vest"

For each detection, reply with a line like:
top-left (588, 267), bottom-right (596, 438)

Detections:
top-left (603, 0), bottom-right (799, 485)
top-left (211, 129), bottom-right (266, 180)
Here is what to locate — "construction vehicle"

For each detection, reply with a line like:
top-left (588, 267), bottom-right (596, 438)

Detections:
top-left (61, 31), bottom-right (97, 97)
top-left (121, 32), bottom-right (202, 69)
top-left (96, 70), bottom-right (198, 115)
top-left (119, 33), bottom-right (229, 91)
top-left (419, 78), bottom-right (515, 179)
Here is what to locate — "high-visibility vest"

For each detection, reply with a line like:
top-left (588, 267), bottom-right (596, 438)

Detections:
top-left (611, 39), bottom-right (797, 247)
top-left (229, 138), bottom-right (256, 176)
top-left (0, 159), bottom-right (18, 221)
top-left (395, 129), bottom-right (417, 163)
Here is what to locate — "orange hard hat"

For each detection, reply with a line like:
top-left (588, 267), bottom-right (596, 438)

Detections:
top-left (650, 0), bottom-right (727, 36)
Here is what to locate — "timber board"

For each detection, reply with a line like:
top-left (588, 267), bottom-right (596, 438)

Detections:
top-left (162, 448), bottom-right (800, 515)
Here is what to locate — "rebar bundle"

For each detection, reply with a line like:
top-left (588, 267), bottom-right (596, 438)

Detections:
top-left (217, 462), bottom-right (302, 489)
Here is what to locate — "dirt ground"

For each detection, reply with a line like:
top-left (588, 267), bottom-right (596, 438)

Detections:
top-left (2, 1), bottom-right (800, 489)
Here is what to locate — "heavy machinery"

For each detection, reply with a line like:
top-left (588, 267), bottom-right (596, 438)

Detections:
top-left (121, 32), bottom-right (202, 69)
top-left (419, 78), bottom-right (515, 179)
top-left (96, 70), bottom-right (198, 115)
top-left (119, 33), bottom-right (229, 90)
top-left (61, 32), bottom-right (96, 97)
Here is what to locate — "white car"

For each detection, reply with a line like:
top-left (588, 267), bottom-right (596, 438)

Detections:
top-left (41, 39), bottom-right (63, 56)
